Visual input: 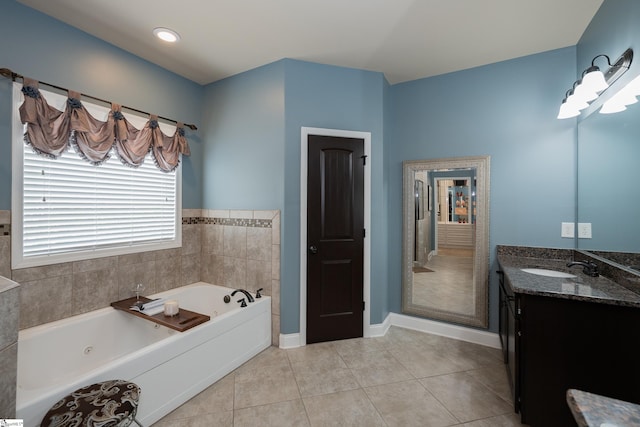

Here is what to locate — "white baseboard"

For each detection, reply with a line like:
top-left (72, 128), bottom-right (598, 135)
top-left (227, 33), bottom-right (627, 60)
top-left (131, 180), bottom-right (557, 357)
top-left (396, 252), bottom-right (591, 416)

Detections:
top-left (280, 312), bottom-right (500, 350)
top-left (366, 313), bottom-right (392, 337)
top-left (279, 333), bottom-right (302, 349)
top-left (388, 312), bottom-right (501, 349)
top-left (279, 317), bottom-right (391, 347)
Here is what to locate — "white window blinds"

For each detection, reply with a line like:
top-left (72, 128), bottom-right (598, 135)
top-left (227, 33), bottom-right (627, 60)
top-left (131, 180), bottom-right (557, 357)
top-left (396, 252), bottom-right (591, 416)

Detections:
top-left (12, 83), bottom-right (181, 269)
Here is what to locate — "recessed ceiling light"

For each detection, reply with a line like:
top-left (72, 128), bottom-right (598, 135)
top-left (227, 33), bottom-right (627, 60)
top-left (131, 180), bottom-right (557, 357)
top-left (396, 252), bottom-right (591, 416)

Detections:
top-left (153, 27), bottom-right (180, 43)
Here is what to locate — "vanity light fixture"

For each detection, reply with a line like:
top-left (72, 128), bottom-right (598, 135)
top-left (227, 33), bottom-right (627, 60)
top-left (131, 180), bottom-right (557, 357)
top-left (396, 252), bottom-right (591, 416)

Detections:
top-left (153, 27), bottom-right (180, 43)
top-left (557, 48), bottom-right (633, 119)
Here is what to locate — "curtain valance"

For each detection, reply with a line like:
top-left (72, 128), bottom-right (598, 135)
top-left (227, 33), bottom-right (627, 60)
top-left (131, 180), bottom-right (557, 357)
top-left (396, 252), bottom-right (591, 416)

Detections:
top-left (19, 78), bottom-right (191, 172)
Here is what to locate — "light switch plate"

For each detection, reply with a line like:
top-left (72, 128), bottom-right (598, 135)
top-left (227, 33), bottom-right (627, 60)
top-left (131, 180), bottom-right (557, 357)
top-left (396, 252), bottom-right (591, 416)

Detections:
top-left (578, 222), bottom-right (592, 239)
top-left (561, 222), bottom-right (575, 238)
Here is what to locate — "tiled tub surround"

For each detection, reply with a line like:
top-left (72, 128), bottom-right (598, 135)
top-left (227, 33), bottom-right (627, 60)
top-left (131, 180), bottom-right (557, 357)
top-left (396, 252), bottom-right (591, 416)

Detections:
top-left (198, 210), bottom-right (281, 346)
top-left (0, 209), bottom-right (281, 346)
top-left (0, 276), bottom-right (20, 419)
top-left (496, 245), bottom-right (640, 307)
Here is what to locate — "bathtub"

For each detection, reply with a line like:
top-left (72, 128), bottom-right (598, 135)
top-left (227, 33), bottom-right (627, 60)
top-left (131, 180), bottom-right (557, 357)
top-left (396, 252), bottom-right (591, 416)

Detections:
top-left (16, 282), bottom-right (271, 427)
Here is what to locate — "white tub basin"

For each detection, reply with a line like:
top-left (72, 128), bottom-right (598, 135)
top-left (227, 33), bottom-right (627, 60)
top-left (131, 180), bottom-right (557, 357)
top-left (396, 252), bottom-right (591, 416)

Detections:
top-left (521, 268), bottom-right (576, 278)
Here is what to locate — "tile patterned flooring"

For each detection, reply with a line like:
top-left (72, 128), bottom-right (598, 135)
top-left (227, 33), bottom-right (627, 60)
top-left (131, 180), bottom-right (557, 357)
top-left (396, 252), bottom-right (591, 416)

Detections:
top-left (152, 326), bottom-right (528, 426)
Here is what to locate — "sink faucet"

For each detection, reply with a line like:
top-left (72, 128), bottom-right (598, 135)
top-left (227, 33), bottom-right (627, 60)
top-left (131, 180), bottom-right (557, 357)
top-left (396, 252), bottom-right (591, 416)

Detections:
top-left (566, 260), bottom-right (599, 277)
top-left (231, 289), bottom-right (255, 303)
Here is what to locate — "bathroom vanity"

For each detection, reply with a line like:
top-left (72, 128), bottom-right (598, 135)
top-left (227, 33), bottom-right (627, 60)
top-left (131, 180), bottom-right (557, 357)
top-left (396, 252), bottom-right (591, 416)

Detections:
top-left (497, 246), bottom-right (640, 427)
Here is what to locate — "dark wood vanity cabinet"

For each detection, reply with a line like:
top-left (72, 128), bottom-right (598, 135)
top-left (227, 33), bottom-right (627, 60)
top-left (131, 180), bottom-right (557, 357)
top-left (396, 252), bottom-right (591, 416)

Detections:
top-left (498, 271), bottom-right (519, 412)
top-left (505, 288), bottom-right (640, 427)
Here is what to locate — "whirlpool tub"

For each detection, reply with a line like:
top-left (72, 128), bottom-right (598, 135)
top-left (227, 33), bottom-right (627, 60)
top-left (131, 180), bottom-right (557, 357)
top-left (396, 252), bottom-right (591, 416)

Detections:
top-left (16, 282), bottom-right (271, 426)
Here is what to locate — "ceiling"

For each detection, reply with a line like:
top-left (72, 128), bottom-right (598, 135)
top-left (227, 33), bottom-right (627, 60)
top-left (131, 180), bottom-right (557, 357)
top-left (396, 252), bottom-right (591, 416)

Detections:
top-left (18, 0), bottom-right (604, 85)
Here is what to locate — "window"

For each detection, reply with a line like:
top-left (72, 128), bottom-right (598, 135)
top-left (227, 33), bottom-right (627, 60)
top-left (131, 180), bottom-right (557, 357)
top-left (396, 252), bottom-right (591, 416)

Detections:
top-left (11, 83), bottom-right (181, 269)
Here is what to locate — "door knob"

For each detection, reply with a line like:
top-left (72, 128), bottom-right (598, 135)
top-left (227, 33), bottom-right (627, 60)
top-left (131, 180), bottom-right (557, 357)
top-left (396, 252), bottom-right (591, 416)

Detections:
top-left (309, 245), bottom-right (318, 254)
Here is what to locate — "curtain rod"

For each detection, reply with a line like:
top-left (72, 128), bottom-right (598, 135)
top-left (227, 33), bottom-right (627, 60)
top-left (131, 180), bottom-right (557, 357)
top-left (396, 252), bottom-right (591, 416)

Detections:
top-left (0, 67), bottom-right (198, 131)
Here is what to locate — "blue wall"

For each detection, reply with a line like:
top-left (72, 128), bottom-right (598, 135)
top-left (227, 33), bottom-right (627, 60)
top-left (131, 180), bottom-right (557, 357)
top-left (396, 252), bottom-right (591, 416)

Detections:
top-left (199, 59), bottom-right (388, 333)
top-left (388, 47), bottom-right (578, 330)
top-left (0, 1), bottom-right (204, 209)
top-left (201, 61), bottom-right (285, 209)
top-left (282, 60), bottom-right (388, 331)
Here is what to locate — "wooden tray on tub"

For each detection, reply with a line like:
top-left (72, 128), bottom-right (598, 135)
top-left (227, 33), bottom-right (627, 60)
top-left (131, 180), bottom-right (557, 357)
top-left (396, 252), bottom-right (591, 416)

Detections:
top-left (111, 296), bottom-right (210, 332)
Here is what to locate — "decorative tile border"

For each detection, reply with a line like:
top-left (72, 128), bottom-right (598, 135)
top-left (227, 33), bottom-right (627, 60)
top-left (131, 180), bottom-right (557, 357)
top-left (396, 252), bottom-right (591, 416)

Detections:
top-left (182, 217), bottom-right (202, 225)
top-left (181, 217), bottom-right (272, 228)
top-left (1, 214), bottom-right (272, 230)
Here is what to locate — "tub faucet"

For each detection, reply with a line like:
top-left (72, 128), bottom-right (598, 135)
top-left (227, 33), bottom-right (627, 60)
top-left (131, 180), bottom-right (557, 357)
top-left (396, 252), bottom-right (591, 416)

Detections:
top-left (231, 289), bottom-right (255, 303)
top-left (566, 260), bottom-right (599, 277)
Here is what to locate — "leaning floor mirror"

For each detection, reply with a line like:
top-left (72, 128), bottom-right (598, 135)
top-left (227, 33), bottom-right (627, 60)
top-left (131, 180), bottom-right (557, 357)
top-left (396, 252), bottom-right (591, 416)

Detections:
top-left (402, 156), bottom-right (490, 328)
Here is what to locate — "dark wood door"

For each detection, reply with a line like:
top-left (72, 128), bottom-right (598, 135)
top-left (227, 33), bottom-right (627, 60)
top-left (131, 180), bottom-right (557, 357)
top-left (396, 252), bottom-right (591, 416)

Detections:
top-left (306, 134), bottom-right (364, 344)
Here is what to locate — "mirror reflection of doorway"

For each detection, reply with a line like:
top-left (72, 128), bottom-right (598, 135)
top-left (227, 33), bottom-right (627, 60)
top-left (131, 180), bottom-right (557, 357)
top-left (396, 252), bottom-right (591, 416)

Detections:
top-left (412, 173), bottom-right (476, 314)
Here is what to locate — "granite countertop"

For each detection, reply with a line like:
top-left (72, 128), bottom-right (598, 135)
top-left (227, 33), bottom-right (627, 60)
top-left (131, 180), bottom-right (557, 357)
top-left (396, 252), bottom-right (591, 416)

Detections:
top-left (497, 247), bottom-right (640, 308)
top-left (567, 389), bottom-right (640, 427)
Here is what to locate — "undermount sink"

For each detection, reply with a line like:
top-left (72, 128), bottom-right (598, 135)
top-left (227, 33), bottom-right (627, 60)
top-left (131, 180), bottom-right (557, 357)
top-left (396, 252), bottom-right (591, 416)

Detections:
top-left (521, 268), bottom-right (576, 278)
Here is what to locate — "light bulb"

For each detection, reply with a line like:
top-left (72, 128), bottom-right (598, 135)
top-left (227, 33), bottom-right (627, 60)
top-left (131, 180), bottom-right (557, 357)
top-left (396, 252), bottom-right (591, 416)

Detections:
top-left (600, 74), bottom-right (640, 114)
top-left (566, 92), bottom-right (589, 111)
top-left (581, 68), bottom-right (609, 93)
top-left (600, 100), bottom-right (627, 114)
top-left (573, 82), bottom-right (598, 103)
top-left (557, 100), bottom-right (580, 119)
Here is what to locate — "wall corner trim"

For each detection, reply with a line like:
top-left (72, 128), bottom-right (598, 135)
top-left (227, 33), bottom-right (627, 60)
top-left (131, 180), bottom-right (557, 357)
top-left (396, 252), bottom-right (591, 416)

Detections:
top-left (367, 313), bottom-right (392, 337)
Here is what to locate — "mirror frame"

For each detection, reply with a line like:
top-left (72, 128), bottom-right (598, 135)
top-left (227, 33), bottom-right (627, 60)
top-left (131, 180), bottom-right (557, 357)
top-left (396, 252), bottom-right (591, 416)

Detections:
top-left (402, 155), bottom-right (490, 328)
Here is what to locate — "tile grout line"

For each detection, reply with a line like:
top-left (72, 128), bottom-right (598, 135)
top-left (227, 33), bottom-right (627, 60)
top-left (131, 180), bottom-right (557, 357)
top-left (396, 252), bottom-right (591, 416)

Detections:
top-left (285, 347), bottom-right (314, 426)
top-left (359, 382), bottom-right (390, 427)
top-left (415, 374), bottom-right (462, 425)
top-left (231, 370), bottom-right (236, 426)
top-left (336, 342), bottom-right (391, 426)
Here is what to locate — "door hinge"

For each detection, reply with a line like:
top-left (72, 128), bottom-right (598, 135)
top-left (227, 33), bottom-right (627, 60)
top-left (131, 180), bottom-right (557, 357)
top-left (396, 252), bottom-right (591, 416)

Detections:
top-left (362, 301), bottom-right (365, 310)
top-left (361, 155), bottom-right (367, 165)
top-left (363, 228), bottom-right (366, 238)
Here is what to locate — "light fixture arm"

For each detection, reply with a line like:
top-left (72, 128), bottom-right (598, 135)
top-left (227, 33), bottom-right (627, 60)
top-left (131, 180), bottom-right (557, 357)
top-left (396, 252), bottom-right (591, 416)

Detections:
top-left (590, 54), bottom-right (611, 68)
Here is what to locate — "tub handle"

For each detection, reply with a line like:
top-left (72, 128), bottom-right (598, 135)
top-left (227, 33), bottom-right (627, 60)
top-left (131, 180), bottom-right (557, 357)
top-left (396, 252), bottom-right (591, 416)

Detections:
top-left (256, 288), bottom-right (263, 298)
top-left (238, 298), bottom-right (247, 308)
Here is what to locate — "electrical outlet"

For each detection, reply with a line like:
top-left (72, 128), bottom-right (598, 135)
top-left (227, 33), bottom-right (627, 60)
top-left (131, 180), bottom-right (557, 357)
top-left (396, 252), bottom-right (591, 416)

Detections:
top-left (561, 222), bottom-right (575, 238)
top-left (578, 222), bottom-right (592, 239)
